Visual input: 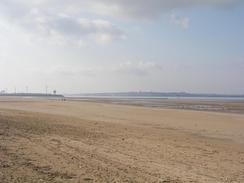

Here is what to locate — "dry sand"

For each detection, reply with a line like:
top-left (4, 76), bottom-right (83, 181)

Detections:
top-left (0, 97), bottom-right (244, 182)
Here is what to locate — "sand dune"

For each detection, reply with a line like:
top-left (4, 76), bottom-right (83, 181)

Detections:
top-left (0, 98), bottom-right (244, 182)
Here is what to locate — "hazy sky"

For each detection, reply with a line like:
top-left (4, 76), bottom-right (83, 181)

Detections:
top-left (0, 0), bottom-right (244, 94)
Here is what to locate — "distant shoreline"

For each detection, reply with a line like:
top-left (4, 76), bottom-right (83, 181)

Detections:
top-left (67, 92), bottom-right (244, 100)
top-left (0, 93), bottom-right (64, 97)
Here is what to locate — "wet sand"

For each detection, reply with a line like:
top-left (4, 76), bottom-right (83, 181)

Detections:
top-left (68, 97), bottom-right (244, 114)
top-left (0, 97), bottom-right (244, 182)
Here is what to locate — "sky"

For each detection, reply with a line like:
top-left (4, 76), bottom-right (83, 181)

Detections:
top-left (0, 0), bottom-right (244, 94)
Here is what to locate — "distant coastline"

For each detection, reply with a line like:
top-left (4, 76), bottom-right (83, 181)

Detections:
top-left (0, 93), bottom-right (64, 98)
top-left (2, 92), bottom-right (243, 100)
top-left (68, 92), bottom-right (244, 99)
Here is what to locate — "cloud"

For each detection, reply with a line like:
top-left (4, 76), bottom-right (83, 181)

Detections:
top-left (1, 1), bottom-right (241, 19)
top-left (82, 0), bottom-right (242, 19)
top-left (44, 16), bottom-right (125, 44)
top-left (170, 13), bottom-right (190, 29)
top-left (114, 61), bottom-right (162, 76)
top-left (0, 1), bottom-right (125, 45)
top-left (0, 0), bottom-right (241, 44)
top-left (51, 62), bottom-right (162, 78)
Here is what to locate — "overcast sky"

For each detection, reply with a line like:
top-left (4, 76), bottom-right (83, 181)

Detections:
top-left (0, 0), bottom-right (243, 94)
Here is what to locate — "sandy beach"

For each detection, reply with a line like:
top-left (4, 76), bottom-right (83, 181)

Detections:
top-left (0, 97), bottom-right (244, 182)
